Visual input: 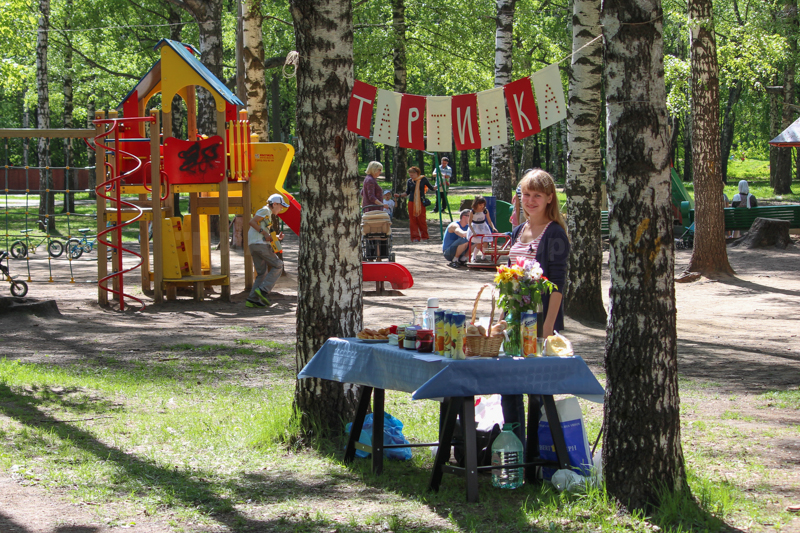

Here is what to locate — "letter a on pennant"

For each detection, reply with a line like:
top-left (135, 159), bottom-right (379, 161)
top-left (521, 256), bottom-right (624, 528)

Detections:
top-left (398, 94), bottom-right (426, 150)
top-left (372, 89), bottom-right (403, 146)
top-left (426, 96), bottom-right (452, 153)
top-left (531, 64), bottom-right (567, 130)
top-left (476, 88), bottom-right (508, 147)
top-left (504, 77), bottom-right (540, 140)
top-left (451, 93), bottom-right (481, 150)
top-left (347, 80), bottom-right (377, 138)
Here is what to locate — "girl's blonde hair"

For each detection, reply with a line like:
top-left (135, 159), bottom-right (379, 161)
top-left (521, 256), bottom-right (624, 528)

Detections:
top-left (366, 161), bottom-right (383, 176)
top-left (518, 169), bottom-right (567, 232)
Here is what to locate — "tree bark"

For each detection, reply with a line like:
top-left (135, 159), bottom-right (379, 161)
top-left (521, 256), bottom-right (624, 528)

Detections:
top-left (243, 0), bottom-right (269, 142)
top-left (270, 72), bottom-right (281, 141)
top-left (86, 98), bottom-right (96, 200)
top-left (475, 148), bottom-right (481, 167)
top-left (602, 0), bottom-right (686, 510)
top-left (460, 149), bottom-right (471, 182)
top-left (62, 0), bottom-right (75, 214)
top-left (36, 0), bottom-right (54, 233)
top-left (769, 74), bottom-right (781, 188)
top-left (165, 0), bottom-right (224, 136)
top-left (564, 0), bottom-right (606, 323)
top-left (719, 80), bottom-right (742, 182)
top-left (687, 0), bottom-right (734, 275)
top-left (682, 111), bottom-right (692, 182)
top-left (391, 0), bottom-right (409, 220)
top-left (490, 0), bottom-right (516, 202)
top-left (775, 0), bottom-right (798, 195)
top-left (290, 0), bottom-right (362, 438)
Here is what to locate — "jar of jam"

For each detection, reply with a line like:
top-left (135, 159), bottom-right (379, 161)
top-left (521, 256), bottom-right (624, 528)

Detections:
top-left (403, 327), bottom-right (417, 350)
top-left (396, 325), bottom-right (408, 349)
top-left (415, 329), bottom-right (434, 352)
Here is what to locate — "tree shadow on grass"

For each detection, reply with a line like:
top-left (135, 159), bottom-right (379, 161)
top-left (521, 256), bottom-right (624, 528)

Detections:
top-left (0, 383), bottom-right (424, 533)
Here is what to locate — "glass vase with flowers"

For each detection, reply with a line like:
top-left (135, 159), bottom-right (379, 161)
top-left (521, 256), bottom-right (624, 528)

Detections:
top-left (494, 257), bottom-right (556, 356)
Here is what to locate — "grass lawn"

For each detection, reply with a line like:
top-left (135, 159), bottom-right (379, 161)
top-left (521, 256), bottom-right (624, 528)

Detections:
top-left (0, 344), bottom-right (790, 532)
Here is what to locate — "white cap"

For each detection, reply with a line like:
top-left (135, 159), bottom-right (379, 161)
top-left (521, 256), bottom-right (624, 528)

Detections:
top-left (268, 193), bottom-right (290, 208)
top-left (427, 297), bottom-right (439, 308)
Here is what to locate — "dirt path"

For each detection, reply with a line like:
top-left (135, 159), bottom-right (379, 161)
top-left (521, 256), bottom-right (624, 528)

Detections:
top-left (1, 221), bottom-right (799, 532)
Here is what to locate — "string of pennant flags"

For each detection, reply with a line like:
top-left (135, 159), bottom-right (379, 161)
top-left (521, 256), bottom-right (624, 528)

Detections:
top-left (347, 62), bottom-right (567, 153)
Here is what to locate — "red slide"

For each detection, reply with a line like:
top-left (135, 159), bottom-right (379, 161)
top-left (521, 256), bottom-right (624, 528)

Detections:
top-left (278, 196), bottom-right (414, 291)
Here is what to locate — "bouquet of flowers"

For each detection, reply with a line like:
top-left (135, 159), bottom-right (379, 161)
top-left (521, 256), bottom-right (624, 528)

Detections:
top-left (494, 257), bottom-right (556, 355)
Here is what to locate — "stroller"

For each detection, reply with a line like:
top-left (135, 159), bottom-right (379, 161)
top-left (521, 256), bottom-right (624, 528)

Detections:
top-left (361, 209), bottom-right (394, 262)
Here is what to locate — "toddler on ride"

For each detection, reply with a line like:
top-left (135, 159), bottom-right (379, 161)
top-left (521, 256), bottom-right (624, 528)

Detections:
top-left (467, 195), bottom-right (498, 262)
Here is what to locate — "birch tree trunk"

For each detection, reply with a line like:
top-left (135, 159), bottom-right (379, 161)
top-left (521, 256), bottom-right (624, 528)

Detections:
top-left (290, 0), bottom-right (362, 437)
top-left (62, 0), bottom-right (75, 214)
top-left (391, 0), bottom-right (409, 220)
top-left (243, 0), bottom-right (269, 142)
top-left (775, 0), bottom-right (798, 195)
top-left (166, 0), bottom-right (224, 136)
top-left (490, 0), bottom-right (516, 202)
top-left (36, 0), bottom-right (54, 233)
top-left (687, 0), bottom-right (733, 275)
top-left (564, 0), bottom-right (605, 323)
top-left (602, 0), bottom-right (686, 509)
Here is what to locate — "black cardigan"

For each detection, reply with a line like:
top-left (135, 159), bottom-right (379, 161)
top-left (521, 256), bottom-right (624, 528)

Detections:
top-left (510, 221), bottom-right (570, 332)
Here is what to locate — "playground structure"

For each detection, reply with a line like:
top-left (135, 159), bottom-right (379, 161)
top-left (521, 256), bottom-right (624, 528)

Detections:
top-left (86, 38), bottom-right (412, 308)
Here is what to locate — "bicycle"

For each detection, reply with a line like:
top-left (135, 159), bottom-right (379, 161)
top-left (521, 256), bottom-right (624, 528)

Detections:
top-left (9, 229), bottom-right (64, 258)
top-left (0, 251), bottom-right (28, 297)
top-left (66, 228), bottom-right (110, 260)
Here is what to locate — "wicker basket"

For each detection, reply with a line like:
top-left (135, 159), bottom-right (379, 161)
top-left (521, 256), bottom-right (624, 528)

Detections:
top-left (464, 284), bottom-right (505, 357)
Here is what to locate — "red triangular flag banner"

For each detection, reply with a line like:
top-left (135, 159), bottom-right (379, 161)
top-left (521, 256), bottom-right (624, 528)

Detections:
top-left (504, 77), bottom-right (540, 140)
top-left (398, 94), bottom-right (426, 150)
top-left (347, 80), bottom-right (377, 137)
top-left (451, 93), bottom-right (481, 150)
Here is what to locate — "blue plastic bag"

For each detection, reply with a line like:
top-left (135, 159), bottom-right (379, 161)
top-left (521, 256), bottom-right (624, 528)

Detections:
top-left (538, 397), bottom-right (593, 480)
top-left (345, 412), bottom-right (412, 461)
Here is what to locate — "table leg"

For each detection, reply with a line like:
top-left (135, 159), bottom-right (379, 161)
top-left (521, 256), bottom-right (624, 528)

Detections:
top-left (461, 396), bottom-right (479, 503)
top-left (525, 394), bottom-right (541, 483)
top-left (429, 397), bottom-right (461, 492)
top-left (372, 388), bottom-right (385, 475)
top-left (344, 385), bottom-right (373, 464)
top-left (542, 395), bottom-right (571, 470)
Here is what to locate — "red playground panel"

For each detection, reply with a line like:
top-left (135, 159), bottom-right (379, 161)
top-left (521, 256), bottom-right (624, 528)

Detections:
top-left (362, 262), bottom-right (414, 290)
top-left (163, 136), bottom-right (225, 185)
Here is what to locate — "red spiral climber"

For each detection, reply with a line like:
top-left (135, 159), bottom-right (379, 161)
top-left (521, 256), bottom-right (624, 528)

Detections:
top-left (89, 116), bottom-right (156, 311)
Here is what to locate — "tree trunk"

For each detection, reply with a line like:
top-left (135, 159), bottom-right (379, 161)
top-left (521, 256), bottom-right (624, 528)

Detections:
top-left (460, 149), bottom-right (471, 182)
top-left (668, 114), bottom-right (680, 173)
top-left (391, 0), bottom-right (409, 220)
top-left (243, 0), bottom-right (269, 142)
top-left (490, 0), bottom-right (516, 202)
top-left (687, 0), bottom-right (734, 275)
top-left (602, 0), bottom-right (686, 510)
top-left (719, 80), bottom-right (742, 183)
top-left (682, 111), bottom-right (692, 182)
top-left (86, 98), bottom-right (96, 200)
top-left (769, 74), bottom-right (782, 188)
top-left (36, 0), bottom-right (54, 233)
top-left (270, 72), bottom-right (281, 141)
top-left (775, 0), bottom-right (798, 195)
top-left (475, 148), bottom-right (481, 167)
top-left (62, 0), bottom-right (75, 214)
top-left (564, 0), bottom-right (606, 323)
top-left (290, 0), bottom-right (362, 438)
top-left (532, 133), bottom-right (542, 168)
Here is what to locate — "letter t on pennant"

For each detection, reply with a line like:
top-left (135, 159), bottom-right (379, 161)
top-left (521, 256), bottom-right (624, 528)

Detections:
top-left (504, 77), bottom-right (540, 140)
top-left (347, 80), bottom-right (378, 138)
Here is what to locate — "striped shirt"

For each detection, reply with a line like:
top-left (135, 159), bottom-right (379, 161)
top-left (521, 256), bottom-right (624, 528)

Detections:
top-left (508, 221), bottom-right (552, 265)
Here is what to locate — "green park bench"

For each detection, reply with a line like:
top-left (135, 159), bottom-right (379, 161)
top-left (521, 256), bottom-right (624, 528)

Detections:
top-left (680, 201), bottom-right (800, 231)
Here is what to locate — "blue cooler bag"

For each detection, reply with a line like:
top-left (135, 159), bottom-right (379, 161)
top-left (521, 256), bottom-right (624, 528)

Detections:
top-left (346, 412), bottom-right (412, 461)
top-left (538, 397), bottom-right (593, 480)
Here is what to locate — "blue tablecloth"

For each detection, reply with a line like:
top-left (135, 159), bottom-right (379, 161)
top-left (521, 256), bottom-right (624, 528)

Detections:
top-left (298, 338), bottom-right (604, 403)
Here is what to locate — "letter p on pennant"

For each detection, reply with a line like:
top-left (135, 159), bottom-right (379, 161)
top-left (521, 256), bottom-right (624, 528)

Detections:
top-left (504, 77), bottom-right (540, 140)
top-left (347, 80), bottom-right (378, 138)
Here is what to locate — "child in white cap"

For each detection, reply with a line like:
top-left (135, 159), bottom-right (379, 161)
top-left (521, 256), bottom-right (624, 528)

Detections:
top-left (246, 193), bottom-right (290, 308)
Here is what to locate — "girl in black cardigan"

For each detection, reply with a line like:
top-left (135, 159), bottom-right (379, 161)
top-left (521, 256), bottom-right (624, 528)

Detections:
top-left (503, 169), bottom-right (570, 449)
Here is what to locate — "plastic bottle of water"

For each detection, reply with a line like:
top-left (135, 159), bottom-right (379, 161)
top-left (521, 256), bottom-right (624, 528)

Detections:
top-left (491, 423), bottom-right (524, 489)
